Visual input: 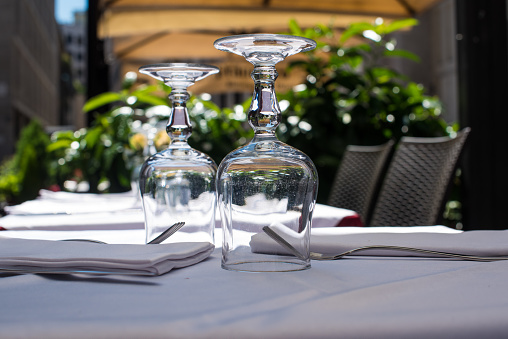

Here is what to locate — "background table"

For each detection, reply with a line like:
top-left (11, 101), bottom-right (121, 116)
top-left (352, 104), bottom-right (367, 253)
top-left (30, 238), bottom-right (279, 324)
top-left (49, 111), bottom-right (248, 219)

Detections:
top-left (0, 192), bottom-right (362, 230)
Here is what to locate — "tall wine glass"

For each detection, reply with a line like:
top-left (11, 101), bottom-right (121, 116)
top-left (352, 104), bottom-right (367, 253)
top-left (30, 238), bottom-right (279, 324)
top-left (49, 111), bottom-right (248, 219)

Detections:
top-left (138, 63), bottom-right (219, 245)
top-left (214, 34), bottom-right (318, 272)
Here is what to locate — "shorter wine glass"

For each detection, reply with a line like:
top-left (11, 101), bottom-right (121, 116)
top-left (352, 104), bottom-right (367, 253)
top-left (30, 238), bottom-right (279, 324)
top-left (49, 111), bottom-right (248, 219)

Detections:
top-left (138, 63), bottom-right (219, 245)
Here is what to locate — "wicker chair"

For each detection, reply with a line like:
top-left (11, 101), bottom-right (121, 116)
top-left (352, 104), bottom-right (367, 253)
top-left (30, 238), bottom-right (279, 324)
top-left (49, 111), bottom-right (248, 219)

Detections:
top-left (327, 140), bottom-right (394, 224)
top-left (369, 128), bottom-right (471, 226)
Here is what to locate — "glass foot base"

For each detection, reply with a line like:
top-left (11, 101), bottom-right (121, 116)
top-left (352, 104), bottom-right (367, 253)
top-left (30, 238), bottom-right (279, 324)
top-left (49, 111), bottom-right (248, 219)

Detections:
top-left (222, 260), bottom-right (310, 272)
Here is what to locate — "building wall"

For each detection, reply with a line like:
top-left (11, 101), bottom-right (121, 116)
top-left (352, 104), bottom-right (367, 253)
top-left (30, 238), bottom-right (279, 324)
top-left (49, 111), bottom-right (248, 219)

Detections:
top-left (59, 11), bottom-right (88, 130)
top-left (430, 0), bottom-right (459, 124)
top-left (0, 0), bottom-right (16, 162)
top-left (386, 0), bottom-right (459, 124)
top-left (60, 12), bottom-right (87, 88)
top-left (0, 0), bottom-right (60, 162)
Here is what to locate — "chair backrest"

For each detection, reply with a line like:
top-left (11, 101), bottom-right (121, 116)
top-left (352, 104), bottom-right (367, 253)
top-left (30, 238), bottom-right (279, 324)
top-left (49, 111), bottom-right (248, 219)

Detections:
top-left (327, 140), bottom-right (394, 223)
top-left (369, 128), bottom-right (471, 226)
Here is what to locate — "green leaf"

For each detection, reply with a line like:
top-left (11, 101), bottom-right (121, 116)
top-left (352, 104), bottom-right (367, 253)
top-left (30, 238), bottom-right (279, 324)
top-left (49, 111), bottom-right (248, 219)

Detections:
top-left (84, 127), bottom-right (103, 149)
top-left (46, 140), bottom-right (73, 152)
top-left (340, 22), bottom-right (375, 44)
top-left (83, 92), bottom-right (123, 112)
top-left (134, 93), bottom-right (168, 106)
top-left (370, 67), bottom-right (401, 81)
top-left (288, 19), bottom-right (303, 36)
top-left (347, 55), bottom-right (364, 69)
top-left (131, 85), bottom-right (161, 95)
top-left (382, 18), bottom-right (418, 35)
top-left (201, 99), bottom-right (222, 113)
top-left (51, 130), bottom-right (76, 142)
top-left (303, 27), bottom-right (316, 39)
top-left (316, 23), bottom-right (333, 37)
top-left (241, 97), bottom-right (252, 111)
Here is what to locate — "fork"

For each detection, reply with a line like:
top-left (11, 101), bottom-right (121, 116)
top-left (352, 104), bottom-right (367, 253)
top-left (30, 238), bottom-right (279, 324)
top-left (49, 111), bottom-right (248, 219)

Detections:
top-left (261, 226), bottom-right (508, 262)
top-left (63, 222), bottom-right (186, 245)
top-left (147, 222), bottom-right (185, 244)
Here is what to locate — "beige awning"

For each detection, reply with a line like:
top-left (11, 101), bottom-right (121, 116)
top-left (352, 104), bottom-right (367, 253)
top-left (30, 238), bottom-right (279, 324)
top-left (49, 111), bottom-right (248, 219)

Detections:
top-left (98, 0), bottom-right (441, 92)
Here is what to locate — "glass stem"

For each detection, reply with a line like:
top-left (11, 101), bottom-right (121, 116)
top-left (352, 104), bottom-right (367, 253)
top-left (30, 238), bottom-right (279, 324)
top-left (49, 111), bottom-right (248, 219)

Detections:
top-left (167, 89), bottom-right (192, 146)
top-left (248, 66), bottom-right (281, 136)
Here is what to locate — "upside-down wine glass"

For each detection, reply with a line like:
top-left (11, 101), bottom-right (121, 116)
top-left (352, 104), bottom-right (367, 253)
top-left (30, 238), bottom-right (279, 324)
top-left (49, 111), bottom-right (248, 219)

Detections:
top-left (138, 63), bottom-right (219, 245)
top-left (214, 34), bottom-right (318, 272)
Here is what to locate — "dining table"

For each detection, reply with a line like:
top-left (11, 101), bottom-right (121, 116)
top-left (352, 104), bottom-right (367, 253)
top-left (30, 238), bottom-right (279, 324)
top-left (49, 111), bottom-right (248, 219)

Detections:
top-left (1, 191), bottom-right (508, 338)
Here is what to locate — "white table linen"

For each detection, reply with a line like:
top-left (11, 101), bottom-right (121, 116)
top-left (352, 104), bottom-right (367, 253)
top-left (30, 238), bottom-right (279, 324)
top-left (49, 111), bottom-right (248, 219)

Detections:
top-left (37, 189), bottom-right (136, 200)
top-left (0, 196), bottom-right (358, 230)
top-left (0, 243), bottom-right (507, 338)
top-left (3, 196), bottom-right (139, 215)
top-left (2, 194), bottom-right (507, 338)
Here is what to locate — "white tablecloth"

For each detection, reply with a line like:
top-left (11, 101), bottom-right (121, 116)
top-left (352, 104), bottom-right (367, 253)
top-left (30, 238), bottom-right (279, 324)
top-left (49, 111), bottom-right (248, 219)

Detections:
top-left (1, 227), bottom-right (508, 338)
top-left (0, 201), bottom-right (359, 230)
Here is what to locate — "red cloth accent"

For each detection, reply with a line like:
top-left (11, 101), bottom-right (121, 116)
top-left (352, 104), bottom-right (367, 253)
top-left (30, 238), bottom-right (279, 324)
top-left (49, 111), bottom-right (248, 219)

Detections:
top-left (47, 184), bottom-right (61, 192)
top-left (0, 227), bottom-right (6, 231)
top-left (336, 214), bottom-right (364, 227)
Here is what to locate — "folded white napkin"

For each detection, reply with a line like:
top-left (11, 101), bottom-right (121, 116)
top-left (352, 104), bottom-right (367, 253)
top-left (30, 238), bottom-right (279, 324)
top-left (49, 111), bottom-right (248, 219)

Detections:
top-left (0, 237), bottom-right (214, 275)
top-left (251, 225), bottom-right (508, 258)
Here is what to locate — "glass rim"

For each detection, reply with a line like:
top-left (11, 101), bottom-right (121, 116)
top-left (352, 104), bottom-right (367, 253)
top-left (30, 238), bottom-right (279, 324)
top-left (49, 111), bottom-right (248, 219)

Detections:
top-left (139, 63), bottom-right (219, 74)
top-left (213, 33), bottom-right (316, 53)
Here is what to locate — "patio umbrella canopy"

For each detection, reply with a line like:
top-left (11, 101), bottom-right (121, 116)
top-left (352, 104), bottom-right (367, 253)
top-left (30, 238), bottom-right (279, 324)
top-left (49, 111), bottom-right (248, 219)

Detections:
top-left (97, 0), bottom-right (441, 93)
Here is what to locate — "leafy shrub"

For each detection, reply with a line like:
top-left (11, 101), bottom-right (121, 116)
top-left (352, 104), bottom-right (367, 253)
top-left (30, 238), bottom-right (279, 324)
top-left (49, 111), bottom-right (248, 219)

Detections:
top-left (0, 120), bottom-right (50, 204)
top-left (47, 112), bottom-right (133, 193)
top-left (278, 19), bottom-right (456, 202)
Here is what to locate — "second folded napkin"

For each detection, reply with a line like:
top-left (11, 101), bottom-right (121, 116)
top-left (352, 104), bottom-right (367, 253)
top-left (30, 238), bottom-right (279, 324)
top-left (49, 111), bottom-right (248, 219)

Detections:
top-left (251, 225), bottom-right (508, 258)
top-left (0, 237), bottom-right (214, 275)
